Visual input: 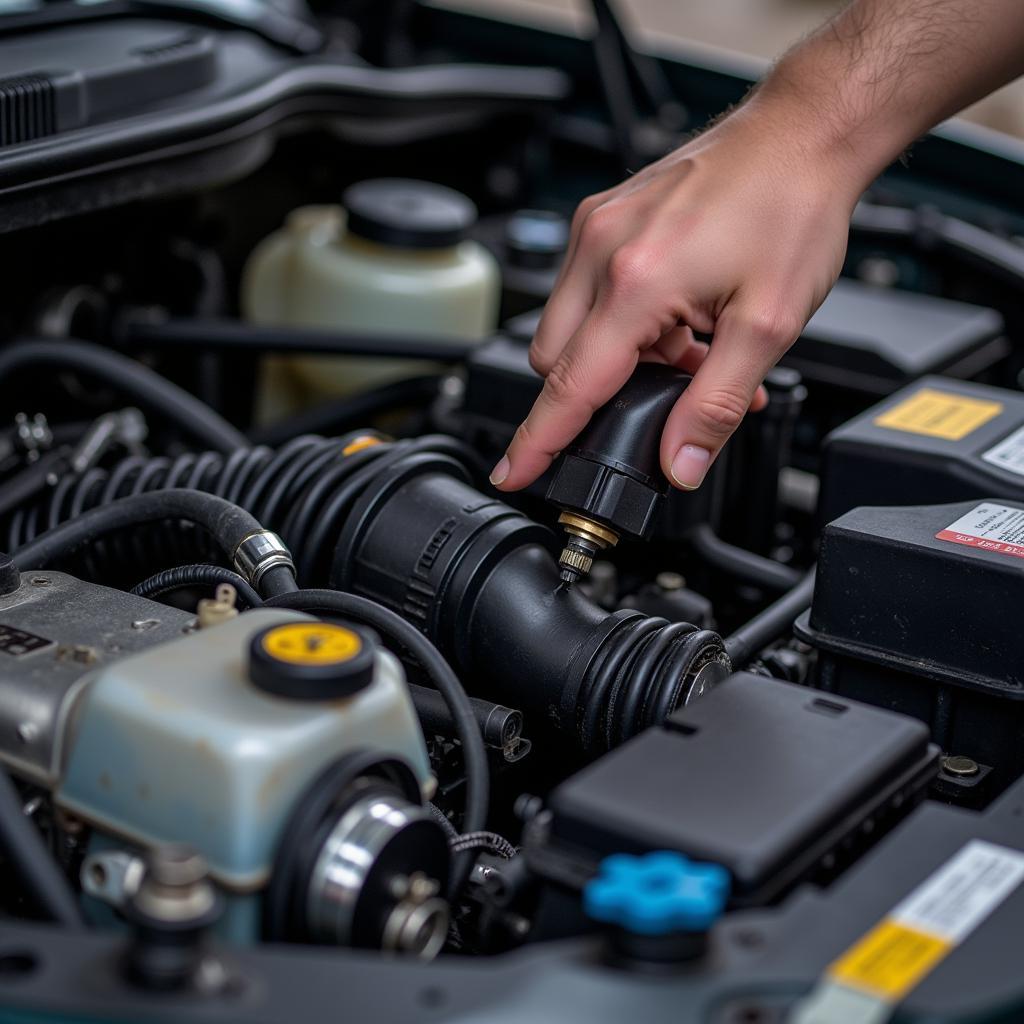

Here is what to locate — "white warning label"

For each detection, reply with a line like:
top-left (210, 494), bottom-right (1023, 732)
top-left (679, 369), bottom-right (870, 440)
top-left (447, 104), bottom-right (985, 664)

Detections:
top-left (890, 839), bottom-right (1024, 942)
top-left (983, 425), bottom-right (1024, 478)
top-left (936, 502), bottom-right (1024, 560)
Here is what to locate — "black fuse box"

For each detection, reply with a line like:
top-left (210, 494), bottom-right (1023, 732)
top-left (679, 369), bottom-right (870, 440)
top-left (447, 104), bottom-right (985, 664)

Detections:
top-left (533, 673), bottom-right (937, 910)
top-left (819, 376), bottom-right (1024, 524)
top-left (797, 499), bottom-right (1024, 789)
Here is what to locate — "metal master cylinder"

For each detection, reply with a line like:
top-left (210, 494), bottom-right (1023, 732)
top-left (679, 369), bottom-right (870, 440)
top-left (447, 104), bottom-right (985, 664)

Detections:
top-left (50, 607), bottom-right (447, 955)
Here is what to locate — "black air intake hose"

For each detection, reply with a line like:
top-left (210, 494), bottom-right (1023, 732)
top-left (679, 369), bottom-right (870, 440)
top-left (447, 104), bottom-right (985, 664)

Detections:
top-left (329, 452), bottom-right (731, 754)
top-left (7, 435), bottom-right (729, 754)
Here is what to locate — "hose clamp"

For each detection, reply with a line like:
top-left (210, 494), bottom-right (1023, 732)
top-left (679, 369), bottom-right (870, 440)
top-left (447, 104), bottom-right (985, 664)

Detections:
top-left (233, 531), bottom-right (295, 588)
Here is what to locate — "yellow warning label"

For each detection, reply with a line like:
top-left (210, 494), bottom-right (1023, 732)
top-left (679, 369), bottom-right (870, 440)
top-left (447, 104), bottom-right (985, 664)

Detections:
top-left (261, 623), bottom-right (362, 666)
top-left (829, 919), bottom-right (951, 1001)
top-left (342, 435), bottom-right (383, 457)
top-left (875, 388), bottom-right (1002, 440)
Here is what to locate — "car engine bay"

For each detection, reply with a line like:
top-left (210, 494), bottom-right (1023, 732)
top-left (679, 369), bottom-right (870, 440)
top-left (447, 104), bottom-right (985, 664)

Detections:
top-left (0, 2), bottom-right (1023, 1022)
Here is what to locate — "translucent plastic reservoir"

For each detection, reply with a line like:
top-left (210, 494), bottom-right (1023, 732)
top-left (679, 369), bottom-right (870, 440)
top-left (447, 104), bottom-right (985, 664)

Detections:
top-left (242, 179), bottom-right (501, 415)
top-left (55, 609), bottom-right (433, 893)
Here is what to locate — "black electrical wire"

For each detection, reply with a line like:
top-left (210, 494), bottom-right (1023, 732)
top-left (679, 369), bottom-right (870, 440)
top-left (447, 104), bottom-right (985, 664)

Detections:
top-left (724, 570), bottom-right (817, 667)
top-left (250, 375), bottom-right (442, 449)
top-left (688, 523), bottom-right (804, 592)
top-left (0, 769), bottom-right (85, 928)
top-left (12, 489), bottom-right (297, 599)
top-left (125, 318), bottom-right (481, 363)
top-left (264, 588), bottom-right (489, 893)
top-left (130, 563), bottom-right (263, 609)
top-left (0, 339), bottom-right (247, 453)
top-left (449, 831), bottom-right (517, 861)
top-left (430, 803), bottom-right (460, 840)
top-left (431, 808), bottom-right (516, 869)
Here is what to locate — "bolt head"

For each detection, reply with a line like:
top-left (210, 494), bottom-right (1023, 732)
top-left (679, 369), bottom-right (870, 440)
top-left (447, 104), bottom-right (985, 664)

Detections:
top-left (942, 754), bottom-right (980, 778)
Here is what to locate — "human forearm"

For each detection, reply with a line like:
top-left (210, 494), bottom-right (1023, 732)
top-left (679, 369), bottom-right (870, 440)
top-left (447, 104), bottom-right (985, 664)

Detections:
top-left (491, 0), bottom-right (1024, 497)
top-left (755, 0), bottom-right (1024, 191)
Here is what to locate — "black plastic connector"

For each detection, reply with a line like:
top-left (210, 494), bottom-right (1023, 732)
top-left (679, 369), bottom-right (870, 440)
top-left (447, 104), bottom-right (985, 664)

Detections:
top-left (546, 363), bottom-right (689, 583)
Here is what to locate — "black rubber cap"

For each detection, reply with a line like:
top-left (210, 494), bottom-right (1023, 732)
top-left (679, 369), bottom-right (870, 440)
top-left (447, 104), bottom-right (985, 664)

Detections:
top-left (250, 621), bottom-right (377, 701)
top-left (0, 553), bottom-right (20, 597)
top-left (343, 178), bottom-right (477, 249)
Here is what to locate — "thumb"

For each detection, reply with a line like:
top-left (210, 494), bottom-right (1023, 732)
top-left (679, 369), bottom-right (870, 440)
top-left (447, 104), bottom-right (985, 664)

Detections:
top-left (659, 302), bottom-right (798, 489)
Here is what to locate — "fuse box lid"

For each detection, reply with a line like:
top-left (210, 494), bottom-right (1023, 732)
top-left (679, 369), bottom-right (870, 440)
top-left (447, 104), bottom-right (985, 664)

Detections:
top-left (799, 499), bottom-right (1024, 694)
top-left (546, 673), bottom-right (936, 903)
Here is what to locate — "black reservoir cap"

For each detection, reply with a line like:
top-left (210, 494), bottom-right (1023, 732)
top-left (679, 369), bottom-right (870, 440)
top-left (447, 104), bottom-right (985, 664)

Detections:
top-left (250, 621), bottom-right (377, 700)
top-left (343, 178), bottom-right (477, 250)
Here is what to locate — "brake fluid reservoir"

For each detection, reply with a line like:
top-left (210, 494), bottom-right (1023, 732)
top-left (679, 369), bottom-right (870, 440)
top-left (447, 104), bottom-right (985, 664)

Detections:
top-left (242, 178), bottom-right (500, 416)
top-left (55, 610), bottom-right (433, 895)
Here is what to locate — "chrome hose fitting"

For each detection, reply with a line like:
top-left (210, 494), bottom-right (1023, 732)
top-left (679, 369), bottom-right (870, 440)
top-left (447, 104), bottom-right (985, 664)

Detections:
top-left (233, 530), bottom-right (295, 588)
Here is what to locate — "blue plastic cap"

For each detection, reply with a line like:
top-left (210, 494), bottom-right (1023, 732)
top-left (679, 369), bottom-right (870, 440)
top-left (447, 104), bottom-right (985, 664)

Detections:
top-left (584, 851), bottom-right (730, 936)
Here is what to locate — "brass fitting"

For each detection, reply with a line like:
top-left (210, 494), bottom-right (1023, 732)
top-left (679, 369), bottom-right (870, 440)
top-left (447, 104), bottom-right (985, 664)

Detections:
top-left (557, 512), bottom-right (619, 586)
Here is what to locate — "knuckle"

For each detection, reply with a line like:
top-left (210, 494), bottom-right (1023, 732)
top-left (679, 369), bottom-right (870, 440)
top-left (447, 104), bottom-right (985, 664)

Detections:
top-left (513, 418), bottom-right (538, 451)
top-left (543, 358), bottom-right (586, 406)
top-left (579, 204), bottom-right (618, 246)
top-left (693, 388), bottom-right (748, 437)
top-left (605, 243), bottom-right (656, 294)
top-left (571, 196), bottom-right (600, 232)
top-left (743, 305), bottom-right (802, 350)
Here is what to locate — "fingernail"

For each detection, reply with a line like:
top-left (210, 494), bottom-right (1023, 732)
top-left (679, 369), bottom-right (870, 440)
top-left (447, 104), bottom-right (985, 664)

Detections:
top-left (489, 454), bottom-right (510, 486)
top-left (670, 445), bottom-right (711, 490)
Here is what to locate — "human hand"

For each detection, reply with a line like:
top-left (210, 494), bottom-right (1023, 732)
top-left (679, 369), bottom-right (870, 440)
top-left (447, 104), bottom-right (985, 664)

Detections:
top-left (489, 100), bottom-right (859, 492)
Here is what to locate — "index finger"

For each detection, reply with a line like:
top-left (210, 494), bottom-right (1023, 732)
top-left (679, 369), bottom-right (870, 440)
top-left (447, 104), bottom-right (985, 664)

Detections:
top-left (491, 300), bottom-right (647, 491)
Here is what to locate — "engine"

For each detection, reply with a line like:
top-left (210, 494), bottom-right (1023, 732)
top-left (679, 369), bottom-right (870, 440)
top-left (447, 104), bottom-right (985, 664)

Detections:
top-left (0, 4), bottom-right (1022, 1022)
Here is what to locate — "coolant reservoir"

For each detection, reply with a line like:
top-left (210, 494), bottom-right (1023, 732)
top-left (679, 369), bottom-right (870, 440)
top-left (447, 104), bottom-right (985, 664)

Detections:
top-left (242, 178), bottom-right (501, 417)
top-left (54, 610), bottom-right (433, 895)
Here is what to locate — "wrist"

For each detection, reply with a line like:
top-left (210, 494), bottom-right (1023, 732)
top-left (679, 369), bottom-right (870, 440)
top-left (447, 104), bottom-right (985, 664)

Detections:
top-left (757, 37), bottom-right (932, 191)
top-left (736, 64), bottom-right (911, 205)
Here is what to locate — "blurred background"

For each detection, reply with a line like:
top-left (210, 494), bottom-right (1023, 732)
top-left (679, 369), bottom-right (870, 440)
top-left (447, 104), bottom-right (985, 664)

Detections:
top-left (451, 0), bottom-right (1024, 139)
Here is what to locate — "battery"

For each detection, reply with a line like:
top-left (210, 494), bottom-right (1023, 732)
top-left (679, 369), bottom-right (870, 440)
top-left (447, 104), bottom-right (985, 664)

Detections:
top-left (796, 498), bottom-right (1024, 789)
top-left (819, 376), bottom-right (1024, 524)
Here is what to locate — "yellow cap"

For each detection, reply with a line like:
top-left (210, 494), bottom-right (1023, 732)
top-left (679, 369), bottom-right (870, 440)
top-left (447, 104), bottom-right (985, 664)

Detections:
top-left (260, 622), bottom-right (362, 666)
